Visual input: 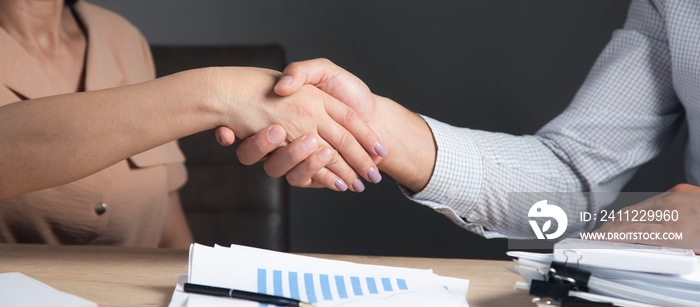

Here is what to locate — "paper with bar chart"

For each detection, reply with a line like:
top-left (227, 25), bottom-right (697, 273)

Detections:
top-left (170, 243), bottom-right (469, 307)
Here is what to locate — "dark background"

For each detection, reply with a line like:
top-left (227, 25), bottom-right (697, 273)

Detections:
top-left (87, 0), bottom-right (686, 259)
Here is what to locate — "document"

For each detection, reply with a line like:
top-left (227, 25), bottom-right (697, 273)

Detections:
top-left (169, 243), bottom-right (470, 307)
top-left (552, 238), bottom-right (697, 274)
top-left (0, 272), bottom-right (97, 307)
top-left (508, 243), bottom-right (700, 307)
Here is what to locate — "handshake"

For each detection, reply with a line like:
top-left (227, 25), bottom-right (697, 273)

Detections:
top-left (210, 58), bottom-right (433, 194)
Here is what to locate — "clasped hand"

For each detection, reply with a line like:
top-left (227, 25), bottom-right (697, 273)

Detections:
top-left (207, 66), bottom-right (384, 192)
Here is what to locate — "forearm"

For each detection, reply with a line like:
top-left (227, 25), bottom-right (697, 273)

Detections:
top-left (0, 68), bottom-right (219, 199)
top-left (373, 95), bottom-right (436, 192)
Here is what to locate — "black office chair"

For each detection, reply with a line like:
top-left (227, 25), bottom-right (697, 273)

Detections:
top-left (151, 45), bottom-right (289, 251)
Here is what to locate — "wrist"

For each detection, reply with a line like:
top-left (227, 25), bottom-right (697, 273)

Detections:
top-left (122, 67), bottom-right (226, 141)
top-left (162, 67), bottom-right (228, 133)
top-left (199, 67), bottom-right (235, 130)
top-left (374, 95), bottom-right (436, 192)
top-left (203, 67), bottom-right (284, 140)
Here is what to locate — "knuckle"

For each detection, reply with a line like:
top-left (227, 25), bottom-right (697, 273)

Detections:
top-left (237, 139), bottom-right (269, 165)
top-left (324, 150), bottom-right (343, 168)
top-left (286, 173), bottom-right (306, 187)
top-left (285, 61), bottom-right (302, 73)
top-left (323, 155), bottom-right (358, 183)
top-left (318, 58), bottom-right (332, 65)
top-left (658, 190), bottom-right (686, 205)
top-left (315, 171), bottom-right (334, 188)
top-left (291, 90), bottom-right (322, 113)
top-left (304, 154), bottom-right (326, 172)
top-left (325, 149), bottom-right (341, 163)
top-left (336, 130), bottom-right (356, 149)
top-left (362, 128), bottom-right (376, 148)
top-left (670, 183), bottom-right (694, 192)
top-left (358, 155), bottom-right (375, 171)
top-left (284, 139), bottom-right (310, 162)
top-left (286, 122), bottom-right (313, 140)
top-left (263, 162), bottom-right (283, 178)
top-left (341, 107), bottom-right (357, 126)
top-left (666, 192), bottom-right (683, 202)
top-left (289, 149), bottom-right (309, 163)
top-left (236, 149), bottom-right (255, 166)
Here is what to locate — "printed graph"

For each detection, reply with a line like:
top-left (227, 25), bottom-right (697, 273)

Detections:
top-left (256, 268), bottom-right (410, 306)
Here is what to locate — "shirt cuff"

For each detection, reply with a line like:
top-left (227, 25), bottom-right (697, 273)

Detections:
top-left (402, 115), bottom-right (486, 229)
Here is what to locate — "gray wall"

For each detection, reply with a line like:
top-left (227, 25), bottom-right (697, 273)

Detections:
top-left (89, 0), bottom-right (685, 259)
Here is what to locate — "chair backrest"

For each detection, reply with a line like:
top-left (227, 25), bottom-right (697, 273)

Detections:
top-left (151, 45), bottom-right (289, 251)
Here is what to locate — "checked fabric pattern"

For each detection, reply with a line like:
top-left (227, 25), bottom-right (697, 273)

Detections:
top-left (405, 0), bottom-right (700, 238)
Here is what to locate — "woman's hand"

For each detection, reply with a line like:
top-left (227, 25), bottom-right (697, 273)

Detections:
top-left (219, 124), bottom-right (356, 191)
top-left (209, 66), bottom-right (384, 191)
top-left (594, 183), bottom-right (700, 254)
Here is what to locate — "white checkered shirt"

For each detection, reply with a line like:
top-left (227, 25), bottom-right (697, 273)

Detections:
top-left (406, 0), bottom-right (700, 238)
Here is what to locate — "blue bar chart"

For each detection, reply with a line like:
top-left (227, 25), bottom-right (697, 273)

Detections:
top-left (187, 244), bottom-right (469, 307)
top-left (256, 268), bottom-right (409, 306)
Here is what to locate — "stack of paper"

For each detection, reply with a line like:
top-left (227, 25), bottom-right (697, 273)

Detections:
top-left (169, 243), bottom-right (470, 307)
top-left (508, 239), bottom-right (700, 307)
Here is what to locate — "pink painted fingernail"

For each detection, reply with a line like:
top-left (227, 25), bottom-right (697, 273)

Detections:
top-left (352, 179), bottom-right (365, 193)
top-left (368, 167), bottom-right (382, 183)
top-left (334, 178), bottom-right (348, 191)
top-left (267, 126), bottom-right (285, 143)
top-left (374, 141), bottom-right (388, 157)
top-left (302, 136), bottom-right (318, 152)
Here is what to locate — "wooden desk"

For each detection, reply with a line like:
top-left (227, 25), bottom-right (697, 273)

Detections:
top-left (0, 244), bottom-right (533, 306)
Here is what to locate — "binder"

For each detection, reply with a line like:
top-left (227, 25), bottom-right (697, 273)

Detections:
top-left (507, 240), bottom-right (700, 307)
top-left (553, 238), bottom-right (696, 275)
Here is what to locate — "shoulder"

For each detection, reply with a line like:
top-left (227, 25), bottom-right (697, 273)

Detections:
top-left (75, 1), bottom-right (144, 40)
top-left (75, 1), bottom-right (156, 83)
top-left (74, 1), bottom-right (142, 36)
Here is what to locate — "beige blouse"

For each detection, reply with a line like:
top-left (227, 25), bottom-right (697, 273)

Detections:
top-left (0, 1), bottom-right (187, 246)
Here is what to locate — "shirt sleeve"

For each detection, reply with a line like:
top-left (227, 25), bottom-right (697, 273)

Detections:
top-left (404, 0), bottom-right (684, 238)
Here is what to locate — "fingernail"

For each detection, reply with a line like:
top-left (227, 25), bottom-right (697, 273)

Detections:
top-left (374, 141), bottom-right (388, 157)
top-left (334, 178), bottom-right (348, 191)
top-left (368, 167), bottom-right (382, 183)
top-left (302, 136), bottom-right (318, 152)
top-left (279, 75), bottom-right (293, 87)
top-left (318, 147), bottom-right (332, 161)
top-left (217, 132), bottom-right (223, 144)
top-left (267, 126), bottom-right (285, 143)
top-left (352, 179), bottom-right (365, 193)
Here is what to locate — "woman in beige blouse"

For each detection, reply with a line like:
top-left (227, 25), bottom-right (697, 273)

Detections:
top-left (0, 0), bottom-right (385, 247)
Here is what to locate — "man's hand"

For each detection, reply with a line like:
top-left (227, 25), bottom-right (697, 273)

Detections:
top-left (594, 183), bottom-right (700, 253)
top-left (275, 59), bottom-right (380, 136)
